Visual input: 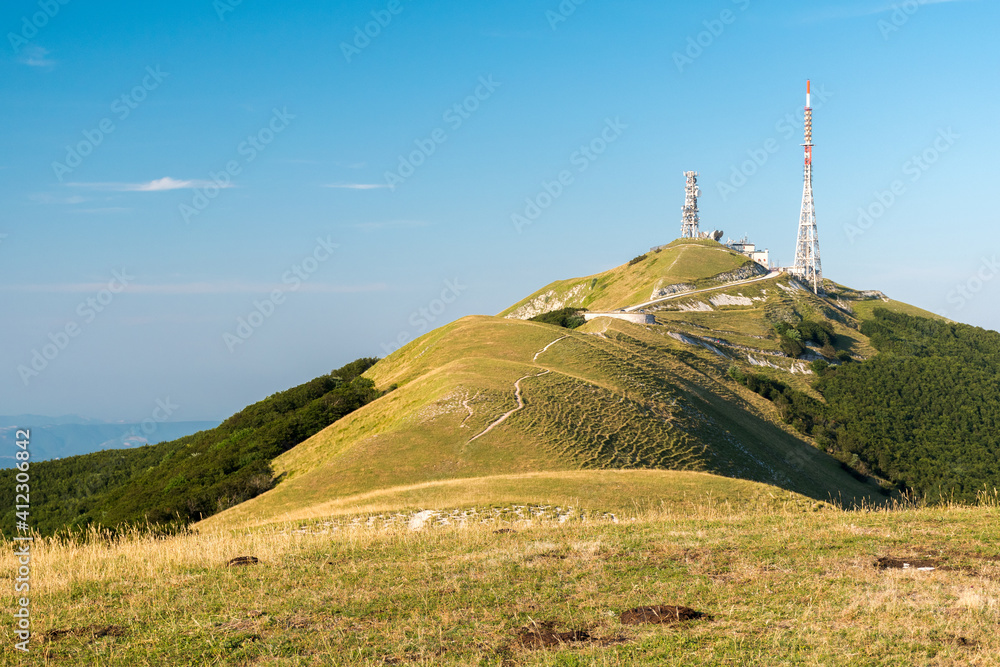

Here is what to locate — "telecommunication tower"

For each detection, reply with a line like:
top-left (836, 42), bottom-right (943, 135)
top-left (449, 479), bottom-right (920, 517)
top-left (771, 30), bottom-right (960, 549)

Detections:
top-left (680, 171), bottom-right (700, 239)
top-left (792, 81), bottom-right (823, 294)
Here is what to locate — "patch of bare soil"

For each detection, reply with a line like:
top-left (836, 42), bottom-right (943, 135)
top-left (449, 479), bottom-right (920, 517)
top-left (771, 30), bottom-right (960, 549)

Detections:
top-left (873, 555), bottom-right (977, 573)
top-left (44, 625), bottom-right (127, 641)
top-left (874, 556), bottom-right (943, 570)
top-left (620, 605), bottom-right (711, 625)
top-left (951, 635), bottom-right (978, 647)
top-left (515, 621), bottom-right (590, 648)
top-left (226, 556), bottom-right (259, 567)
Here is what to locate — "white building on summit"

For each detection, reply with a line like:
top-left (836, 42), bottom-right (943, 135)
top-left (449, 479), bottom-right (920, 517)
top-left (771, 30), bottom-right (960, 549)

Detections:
top-left (728, 237), bottom-right (770, 269)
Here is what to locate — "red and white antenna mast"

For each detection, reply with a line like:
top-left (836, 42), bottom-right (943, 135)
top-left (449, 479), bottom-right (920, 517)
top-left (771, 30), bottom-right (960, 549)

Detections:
top-left (792, 80), bottom-right (823, 294)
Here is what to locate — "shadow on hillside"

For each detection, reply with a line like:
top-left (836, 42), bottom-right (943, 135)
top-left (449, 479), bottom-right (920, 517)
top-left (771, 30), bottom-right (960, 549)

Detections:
top-left (683, 386), bottom-right (895, 510)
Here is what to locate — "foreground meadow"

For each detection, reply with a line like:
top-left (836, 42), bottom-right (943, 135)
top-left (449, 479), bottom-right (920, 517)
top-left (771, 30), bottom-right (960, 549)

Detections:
top-left (2, 496), bottom-right (999, 666)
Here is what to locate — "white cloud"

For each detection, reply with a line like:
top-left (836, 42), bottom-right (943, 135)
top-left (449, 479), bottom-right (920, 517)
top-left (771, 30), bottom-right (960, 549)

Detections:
top-left (323, 183), bottom-right (390, 190)
top-left (67, 177), bottom-right (234, 192)
top-left (19, 45), bottom-right (55, 68)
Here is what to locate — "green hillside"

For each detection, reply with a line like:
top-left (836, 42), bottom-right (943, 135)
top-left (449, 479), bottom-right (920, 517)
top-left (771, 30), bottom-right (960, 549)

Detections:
top-left (0, 358), bottom-right (383, 536)
top-left (500, 238), bottom-right (756, 318)
top-left (207, 283), bottom-right (889, 528)
top-left (10, 238), bottom-right (997, 538)
top-left (207, 239), bottom-right (1000, 530)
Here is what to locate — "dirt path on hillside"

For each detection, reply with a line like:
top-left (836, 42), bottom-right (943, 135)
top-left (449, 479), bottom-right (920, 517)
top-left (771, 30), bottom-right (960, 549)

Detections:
top-left (468, 337), bottom-right (567, 443)
top-left (533, 335), bottom-right (569, 362)
top-left (467, 370), bottom-right (550, 443)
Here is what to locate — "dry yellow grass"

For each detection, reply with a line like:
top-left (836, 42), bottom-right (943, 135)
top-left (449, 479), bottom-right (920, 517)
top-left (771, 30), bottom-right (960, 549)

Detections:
top-left (3, 491), bottom-right (999, 666)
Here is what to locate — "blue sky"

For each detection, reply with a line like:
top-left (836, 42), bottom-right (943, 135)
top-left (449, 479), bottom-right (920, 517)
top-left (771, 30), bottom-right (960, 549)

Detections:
top-left (2, 0), bottom-right (997, 421)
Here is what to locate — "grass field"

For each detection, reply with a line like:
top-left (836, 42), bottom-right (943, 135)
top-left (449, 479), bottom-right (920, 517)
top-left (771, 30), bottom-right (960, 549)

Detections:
top-left (5, 475), bottom-right (998, 666)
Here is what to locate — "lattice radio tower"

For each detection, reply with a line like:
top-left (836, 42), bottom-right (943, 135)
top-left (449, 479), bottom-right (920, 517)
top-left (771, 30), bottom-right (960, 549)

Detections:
top-left (792, 81), bottom-right (823, 294)
top-left (680, 171), bottom-right (700, 239)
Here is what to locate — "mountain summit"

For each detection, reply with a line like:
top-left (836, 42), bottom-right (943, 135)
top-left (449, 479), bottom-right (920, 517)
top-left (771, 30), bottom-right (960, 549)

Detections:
top-left (208, 239), bottom-right (928, 528)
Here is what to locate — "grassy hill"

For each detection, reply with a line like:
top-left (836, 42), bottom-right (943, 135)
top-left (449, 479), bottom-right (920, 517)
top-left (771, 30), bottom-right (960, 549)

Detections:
top-left (0, 359), bottom-right (383, 536)
top-left (9, 238), bottom-right (997, 539)
top-left (207, 241), bottom-right (899, 529)
top-left (206, 239), bottom-right (1000, 530)
top-left (500, 238), bottom-right (756, 318)
top-left (5, 237), bottom-right (1000, 665)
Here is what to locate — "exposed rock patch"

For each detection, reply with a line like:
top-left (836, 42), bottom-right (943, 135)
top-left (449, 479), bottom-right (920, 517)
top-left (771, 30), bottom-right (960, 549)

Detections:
top-left (709, 294), bottom-right (755, 307)
top-left (506, 284), bottom-right (588, 320)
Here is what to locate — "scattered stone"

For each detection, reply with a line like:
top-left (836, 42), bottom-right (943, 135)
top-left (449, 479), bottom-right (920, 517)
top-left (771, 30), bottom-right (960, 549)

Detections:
top-left (516, 622), bottom-right (591, 648)
top-left (281, 504), bottom-right (620, 536)
top-left (874, 556), bottom-right (941, 571)
top-left (227, 556), bottom-right (260, 567)
top-left (44, 625), bottom-right (127, 641)
top-left (619, 605), bottom-right (710, 625)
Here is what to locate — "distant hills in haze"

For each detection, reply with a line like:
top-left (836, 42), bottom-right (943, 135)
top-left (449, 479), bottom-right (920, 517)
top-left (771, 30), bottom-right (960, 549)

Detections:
top-left (0, 417), bottom-right (220, 468)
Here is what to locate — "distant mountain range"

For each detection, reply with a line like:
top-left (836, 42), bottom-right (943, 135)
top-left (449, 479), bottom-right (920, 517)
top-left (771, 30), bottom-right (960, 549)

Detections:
top-left (0, 418), bottom-right (219, 468)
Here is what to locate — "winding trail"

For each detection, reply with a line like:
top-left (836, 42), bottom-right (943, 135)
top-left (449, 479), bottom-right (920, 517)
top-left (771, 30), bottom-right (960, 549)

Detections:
top-left (533, 335), bottom-right (569, 362)
top-left (459, 391), bottom-right (480, 428)
top-left (467, 370), bottom-right (550, 443)
top-left (623, 270), bottom-right (782, 313)
top-left (468, 335), bottom-right (568, 444)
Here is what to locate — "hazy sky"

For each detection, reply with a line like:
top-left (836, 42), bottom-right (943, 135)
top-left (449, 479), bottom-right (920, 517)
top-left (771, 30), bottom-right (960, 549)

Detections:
top-left (2, 0), bottom-right (997, 421)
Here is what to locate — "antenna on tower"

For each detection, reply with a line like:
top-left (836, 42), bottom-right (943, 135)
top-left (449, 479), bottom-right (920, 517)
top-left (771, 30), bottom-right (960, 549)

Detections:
top-left (792, 80), bottom-right (823, 294)
top-left (680, 171), bottom-right (700, 239)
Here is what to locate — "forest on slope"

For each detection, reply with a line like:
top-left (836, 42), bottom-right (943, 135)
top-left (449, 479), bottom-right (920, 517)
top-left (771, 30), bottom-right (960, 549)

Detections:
top-left (0, 358), bottom-right (383, 536)
top-left (733, 309), bottom-right (1000, 502)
